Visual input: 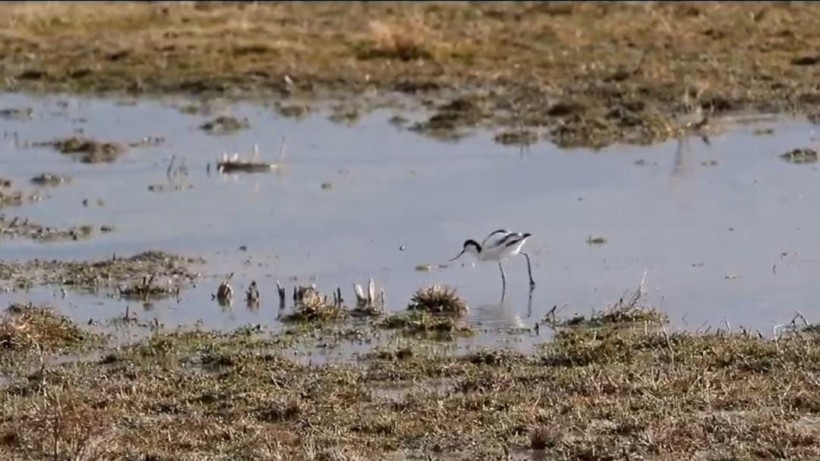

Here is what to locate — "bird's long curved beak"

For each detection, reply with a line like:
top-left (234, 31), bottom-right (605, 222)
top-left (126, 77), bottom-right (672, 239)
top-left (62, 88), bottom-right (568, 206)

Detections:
top-left (449, 249), bottom-right (466, 262)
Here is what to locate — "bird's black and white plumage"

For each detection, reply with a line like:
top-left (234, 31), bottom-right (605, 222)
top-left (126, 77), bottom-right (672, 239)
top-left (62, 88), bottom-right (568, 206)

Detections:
top-left (450, 229), bottom-right (536, 289)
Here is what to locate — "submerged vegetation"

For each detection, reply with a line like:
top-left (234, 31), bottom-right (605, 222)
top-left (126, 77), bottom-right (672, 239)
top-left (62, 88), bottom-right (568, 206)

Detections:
top-left (0, 251), bottom-right (203, 293)
top-left (380, 310), bottom-right (475, 341)
top-left (199, 115), bottom-right (250, 135)
top-left (34, 136), bottom-right (128, 164)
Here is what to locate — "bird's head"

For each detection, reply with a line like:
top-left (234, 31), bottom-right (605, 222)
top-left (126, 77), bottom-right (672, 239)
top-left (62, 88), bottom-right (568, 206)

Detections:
top-left (449, 239), bottom-right (481, 261)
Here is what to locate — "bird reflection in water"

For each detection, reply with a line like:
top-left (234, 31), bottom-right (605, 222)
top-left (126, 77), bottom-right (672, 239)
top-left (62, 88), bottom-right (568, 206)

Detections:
top-left (470, 284), bottom-right (535, 332)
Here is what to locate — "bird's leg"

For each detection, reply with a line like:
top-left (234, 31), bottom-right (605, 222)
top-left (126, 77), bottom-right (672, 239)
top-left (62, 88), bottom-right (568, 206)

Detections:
top-left (526, 284), bottom-right (533, 318)
top-left (498, 262), bottom-right (507, 293)
top-left (522, 252), bottom-right (536, 288)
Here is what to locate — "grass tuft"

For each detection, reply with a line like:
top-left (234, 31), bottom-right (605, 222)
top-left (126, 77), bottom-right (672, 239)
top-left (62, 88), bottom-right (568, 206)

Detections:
top-left (380, 310), bottom-right (473, 341)
top-left (355, 18), bottom-right (440, 62)
top-left (0, 303), bottom-right (99, 354)
top-left (282, 287), bottom-right (347, 324)
top-left (407, 285), bottom-right (468, 316)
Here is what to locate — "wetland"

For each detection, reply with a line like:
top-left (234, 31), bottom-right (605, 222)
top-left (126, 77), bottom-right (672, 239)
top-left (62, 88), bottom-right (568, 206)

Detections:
top-left (1, 2), bottom-right (820, 459)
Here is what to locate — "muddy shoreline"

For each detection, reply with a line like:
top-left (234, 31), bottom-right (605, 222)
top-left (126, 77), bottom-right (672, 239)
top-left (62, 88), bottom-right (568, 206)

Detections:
top-left (1, 2), bottom-right (819, 147)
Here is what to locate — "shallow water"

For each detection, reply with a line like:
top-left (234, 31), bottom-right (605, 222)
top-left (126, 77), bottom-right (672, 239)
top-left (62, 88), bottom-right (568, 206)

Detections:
top-left (1, 92), bottom-right (819, 343)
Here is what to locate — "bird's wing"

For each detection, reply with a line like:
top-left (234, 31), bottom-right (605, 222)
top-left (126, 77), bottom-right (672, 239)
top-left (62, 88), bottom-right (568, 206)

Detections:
top-left (480, 232), bottom-right (530, 260)
top-left (482, 229), bottom-right (511, 247)
top-left (484, 231), bottom-right (528, 252)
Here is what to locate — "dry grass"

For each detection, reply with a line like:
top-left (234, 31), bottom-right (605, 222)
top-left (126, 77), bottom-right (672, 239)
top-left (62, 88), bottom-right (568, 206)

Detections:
top-left (11, 285), bottom-right (799, 461)
top-left (10, 387), bottom-right (116, 461)
top-left (407, 285), bottom-right (468, 316)
top-left (1, 2), bottom-right (819, 146)
top-left (356, 16), bottom-right (443, 62)
top-left (557, 295), bottom-right (667, 328)
top-left (0, 250), bottom-right (202, 294)
top-left (0, 313), bottom-right (818, 460)
top-left (380, 310), bottom-right (474, 341)
top-left (0, 303), bottom-right (97, 354)
top-left (282, 286), bottom-right (347, 324)
top-left (116, 273), bottom-right (180, 301)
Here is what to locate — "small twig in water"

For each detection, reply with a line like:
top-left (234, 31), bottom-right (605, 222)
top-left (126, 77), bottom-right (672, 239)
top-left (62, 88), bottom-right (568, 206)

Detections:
top-left (278, 136), bottom-right (287, 164)
top-left (545, 305), bottom-right (557, 324)
top-left (166, 155), bottom-right (175, 180)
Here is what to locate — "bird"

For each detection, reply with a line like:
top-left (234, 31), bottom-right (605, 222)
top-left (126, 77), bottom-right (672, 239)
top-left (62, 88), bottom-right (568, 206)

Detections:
top-left (449, 229), bottom-right (536, 290)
